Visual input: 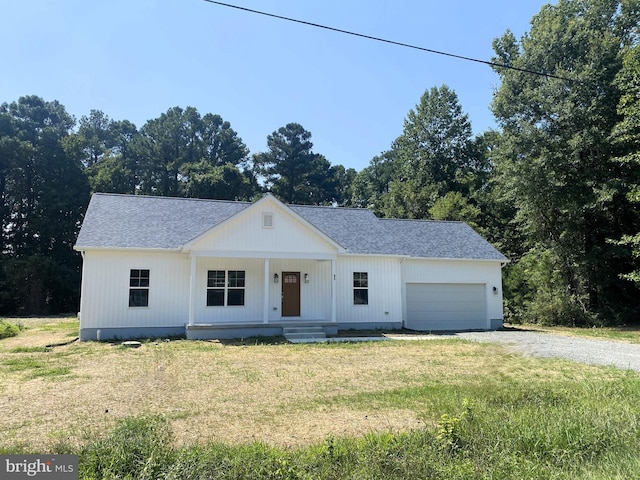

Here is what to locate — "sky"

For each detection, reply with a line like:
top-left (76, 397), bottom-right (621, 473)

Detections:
top-left (1, 0), bottom-right (554, 172)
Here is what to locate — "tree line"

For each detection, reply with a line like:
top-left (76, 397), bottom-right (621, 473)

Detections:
top-left (1, 0), bottom-right (639, 325)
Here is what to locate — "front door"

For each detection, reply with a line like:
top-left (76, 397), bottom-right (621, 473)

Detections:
top-left (281, 272), bottom-right (301, 316)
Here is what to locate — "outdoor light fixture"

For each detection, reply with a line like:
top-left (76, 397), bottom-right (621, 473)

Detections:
top-left (493, 286), bottom-right (498, 295)
top-left (304, 273), bottom-right (309, 283)
top-left (274, 273), bottom-right (279, 283)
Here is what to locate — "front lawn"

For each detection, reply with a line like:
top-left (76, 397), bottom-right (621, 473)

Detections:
top-left (1, 317), bottom-right (639, 479)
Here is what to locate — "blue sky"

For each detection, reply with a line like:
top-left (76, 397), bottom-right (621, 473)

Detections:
top-left (1, 1), bottom-right (553, 171)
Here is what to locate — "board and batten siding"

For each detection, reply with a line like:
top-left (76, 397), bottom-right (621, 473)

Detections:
top-left (401, 259), bottom-right (504, 329)
top-left (190, 258), bottom-right (332, 324)
top-left (188, 199), bottom-right (338, 256)
top-left (335, 256), bottom-right (403, 325)
top-left (193, 257), bottom-right (264, 324)
top-left (79, 250), bottom-right (190, 330)
top-left (268, 259), bottom-right (331, 322)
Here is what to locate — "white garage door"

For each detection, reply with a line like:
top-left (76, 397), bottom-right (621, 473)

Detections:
top-left (405, 283), bottom-right (486, 331)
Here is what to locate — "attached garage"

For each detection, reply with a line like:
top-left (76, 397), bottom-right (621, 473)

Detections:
top-left (405, 283), bottom-right (487, 331)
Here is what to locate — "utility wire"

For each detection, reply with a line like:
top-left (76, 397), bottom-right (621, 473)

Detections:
top-left (201, 0), bottom-right (578, 84)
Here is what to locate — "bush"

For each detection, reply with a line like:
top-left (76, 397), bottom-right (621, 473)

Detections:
top-left (0, 320), bottom-right (21, 339)
top-left (504, 248), bottom-right (597, 326)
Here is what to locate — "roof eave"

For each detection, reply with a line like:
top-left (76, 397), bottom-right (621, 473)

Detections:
top-left (73, 245), bottom-right (180, 253)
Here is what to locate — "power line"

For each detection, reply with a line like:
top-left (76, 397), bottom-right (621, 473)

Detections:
top-left (201, 0), bottom-right (578, 84)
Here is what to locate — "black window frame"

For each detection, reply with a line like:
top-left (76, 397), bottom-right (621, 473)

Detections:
top-left (207, 270), bottom-right (245, 307)
top-left (353, 272), bottom-right (369, 305)
top-left (129, 269), bottom-right (150, 307)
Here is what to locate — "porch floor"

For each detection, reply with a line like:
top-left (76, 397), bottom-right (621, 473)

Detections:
top-left (185, 321), bottom-right (338, 340)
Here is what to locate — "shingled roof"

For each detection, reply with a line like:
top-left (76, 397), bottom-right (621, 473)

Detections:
top-left (75, 193), bottom-right (507, 261)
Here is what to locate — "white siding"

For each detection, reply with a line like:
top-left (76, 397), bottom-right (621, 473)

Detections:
top-left (268, 259), bottom-right (331, 322)
top-left (189, 198), bottom-right (338, 256)
top-left (401, 259), bottom-right (504, 328)
top-left (189, 258), bottom-right (333, 324)
top-left (335, 256), bottom-right (403, 324)
top-left (78, 251), bottom-right (502, 333)
top-left (193, 258), bottom-right (264, 324)
top-left (79, 250), bottom-right (190, 329)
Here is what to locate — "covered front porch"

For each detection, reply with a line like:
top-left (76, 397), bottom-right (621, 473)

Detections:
top-left (185, 253), bottom-right (338, 339)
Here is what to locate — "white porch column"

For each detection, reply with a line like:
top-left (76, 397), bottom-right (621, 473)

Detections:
top-left (188, 255), bottom-right (196, 326)
top-left (331, 258), bottom-right (337, 323)
top-left (263, 258), bottom-right (270, 324)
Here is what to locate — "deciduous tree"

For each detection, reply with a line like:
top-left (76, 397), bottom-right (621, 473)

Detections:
top-left (491, 0), bottom-right (640, 324)
top-left (0, 96), bottom-right (89, 314)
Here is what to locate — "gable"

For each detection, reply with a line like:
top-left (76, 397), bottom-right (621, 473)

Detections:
top-left (184, 195), bottom-right (343, 257)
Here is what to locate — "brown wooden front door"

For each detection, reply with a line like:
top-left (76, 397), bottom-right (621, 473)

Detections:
top-left (281, 272), bottom-right (301, 317)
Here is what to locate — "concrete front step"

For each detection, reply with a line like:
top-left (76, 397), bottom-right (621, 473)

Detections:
top-left (283, 326), bottom-right (325, 334)
top-left (283, 326), bottom-right (327, 342)
top-left (284, 332), bottom-right (327, 340)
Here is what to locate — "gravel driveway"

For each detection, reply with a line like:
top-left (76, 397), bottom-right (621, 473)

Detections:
top-left (451, 331), bottom-right (640, 372)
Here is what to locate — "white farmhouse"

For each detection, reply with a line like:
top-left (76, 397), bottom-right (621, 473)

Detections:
top-left (73, 193), bottom-right (507, 340)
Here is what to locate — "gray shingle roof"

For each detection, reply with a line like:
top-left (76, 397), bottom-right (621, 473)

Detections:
top-left (75, 193), bottom-right (507, 261)
top-left (75, 194), bottom-right (250, 249)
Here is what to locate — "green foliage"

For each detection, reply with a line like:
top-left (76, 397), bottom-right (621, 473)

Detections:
top-left (380, 85), bottom-right (484, 219)
top-left (504, 248), bottom-right (595, 325)
top-left (182, 161), bottom-right (256, 200)
top-left (0, 255), bottom-right (81, 315)
top-left (349, 151), bottom-right (397, 213)
top-left (0, 320), bottom-right (20, 339)
top-left (80, 415), bottom-right (173, 480)
top-left (490, 0), bottom-right (640, 324)
top-left (611, 43), bottom-right (640, 284)
top-left (0, 96), bottom-right (88, 315)
top-left (253, 122), bottom-right (350, 205)
top-left (429, 192), bottom-right (480, 227)
top-left (135, 106), bottom-right (251, 197)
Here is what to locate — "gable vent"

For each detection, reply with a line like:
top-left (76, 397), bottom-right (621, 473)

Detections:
top-left (262, 212), bottom-right (274, 228)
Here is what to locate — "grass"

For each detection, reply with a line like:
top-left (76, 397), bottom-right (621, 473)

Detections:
top-left (0, 320), bottom-right (22, 339)
top-left (507, 322), bottom-right (640, 343)
top-left (1, 317), bottom-right (640, 478)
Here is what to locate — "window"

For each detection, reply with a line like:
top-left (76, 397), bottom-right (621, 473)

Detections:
top-left (206, 270), bottom-right (225, 306)
top-left (207, 270), bottom-right (245, 306)
top-left (262, 212), bottom-right (274, 228)
top-left (129, 269), bottom-right (149, 307)
top-left (353, 272), bottom-right (368, 305)
top-left (227, 270), bottom-right (246, 306)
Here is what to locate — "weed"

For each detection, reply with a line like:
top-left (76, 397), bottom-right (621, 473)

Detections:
top-left (25, 367), bottom-right (72, 380)
top-left (80, 415), bottom-right (173, 480)
top-left (9, 346), bottom-right (49, 353)
top-left (2, 357), bottom-right (43, 372)
top-left (0, 320), bottom-right (21, 339)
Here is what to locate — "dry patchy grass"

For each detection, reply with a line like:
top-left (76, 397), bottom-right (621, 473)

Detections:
top-left (0, 317), bottom-right (613, 451)
top-left (507, 322), bottom-right (640, 343)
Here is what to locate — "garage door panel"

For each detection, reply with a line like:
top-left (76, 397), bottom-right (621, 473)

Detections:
top-left (406, 283), bottom-right (485, 331)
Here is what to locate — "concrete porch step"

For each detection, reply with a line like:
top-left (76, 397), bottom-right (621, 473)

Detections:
top-left (283, 326), bottom-right (327, 342)
top-left (282, 326), bottom-right (324, 334)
